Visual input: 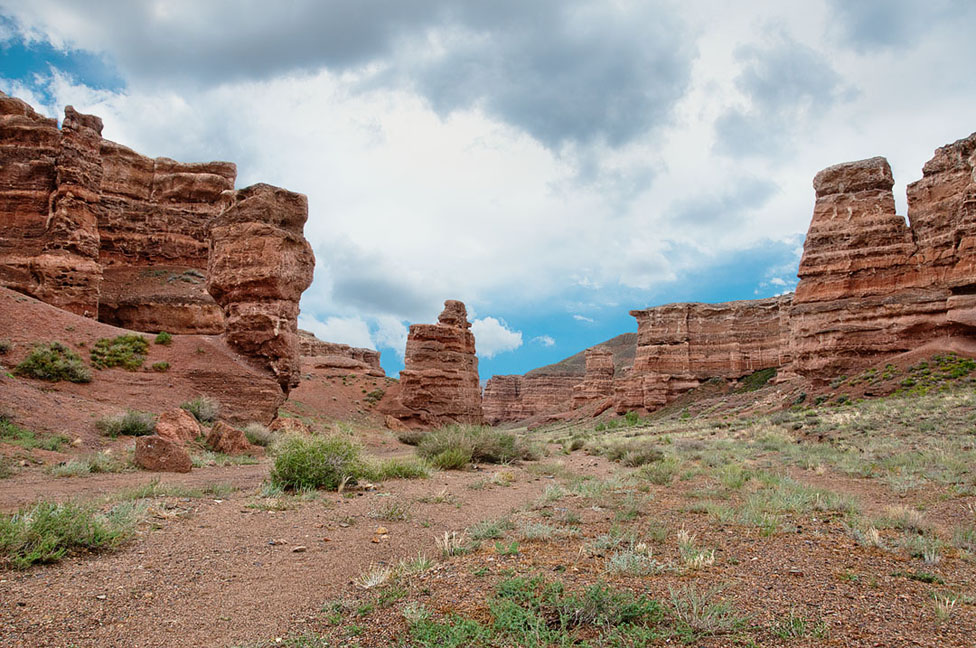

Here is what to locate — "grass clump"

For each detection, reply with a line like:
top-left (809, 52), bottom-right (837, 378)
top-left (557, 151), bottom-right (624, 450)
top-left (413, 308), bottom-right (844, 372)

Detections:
top-left (90, 334), bottom-right (149, 370)
top-left (154, 331), bottom-right (173, 345)
top-left (96, 410), bottom-right (157, 437)
top-left (0, 500), bottom-right (142, 569)
top-left (150, 361), bottom-right (170, 372)
top-left (14, 342), bottom-right (91, 383)
top-left (0, 415), bottom-right (69, 451)
top-left (180, 396), bottom-right (220, 424)
top-left (243, 422), bottom-right (274, 447)
top-left (366, 457), bottom-right (432, 481)
top-left (417, 424), bottom-right (538, 470)
top-left (270, 435), bottom-right (367, 491)
top-left (49, 451), bottom-right (130, 476)
top-left (0, 339), bottom-right (11, 354)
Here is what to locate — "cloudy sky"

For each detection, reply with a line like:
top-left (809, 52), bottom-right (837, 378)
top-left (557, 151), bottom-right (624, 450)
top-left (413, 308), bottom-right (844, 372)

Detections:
top-left (2, 1), bottom-right (974, 378)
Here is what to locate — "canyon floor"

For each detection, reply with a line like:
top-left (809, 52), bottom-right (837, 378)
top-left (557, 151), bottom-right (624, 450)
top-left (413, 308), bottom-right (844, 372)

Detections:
top-left (3, 372), bottom-right (976, 647)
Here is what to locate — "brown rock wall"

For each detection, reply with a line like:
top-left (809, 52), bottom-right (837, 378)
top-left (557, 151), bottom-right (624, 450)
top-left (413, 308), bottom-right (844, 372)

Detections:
top-left (298, 329), bottom-right (385, 376)
top-left (482, 374), bottom-right (579, 424)
top-left (572, 348), bottom-right (615, 408)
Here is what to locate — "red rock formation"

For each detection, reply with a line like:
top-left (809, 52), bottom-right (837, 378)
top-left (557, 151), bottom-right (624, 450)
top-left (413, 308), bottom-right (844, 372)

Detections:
top-left (483, 333), bottom-right (636, 424)
top-left (134, 435), bottom-right (192, 473)
top-left (792, 134), bottom-right (976, 379)
top-left (298, 329), bottom-right (385, 376)
top-left (572, 348), bottom-right (615, 408)
top-left (387, 300), bottom-right (483, 427)
top-left (207, 184), bottom-right (315, 392)
top-left (206, 420), bottom-right (261, 456)
top-left (615, 296), bottom-right (792, 412)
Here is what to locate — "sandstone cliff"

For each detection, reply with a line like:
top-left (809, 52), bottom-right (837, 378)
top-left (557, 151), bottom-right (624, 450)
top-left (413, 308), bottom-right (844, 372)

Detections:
top-left (571, 348), bottom-right (615, 408)
top-left (0, 92), bottom-right (315, 401)
top-left (386, 300), bottom-right (483, 427)
top-left (298, 330), bottom-right (385, 377)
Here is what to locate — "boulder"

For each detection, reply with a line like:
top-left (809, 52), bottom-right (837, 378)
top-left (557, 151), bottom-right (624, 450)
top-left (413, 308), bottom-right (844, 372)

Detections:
top-left (268, 417), bottom-right (312, 435)
top-left (155, 408), bottom-right (200, 445)
top-left (134, 435), bottom-right (192, 473)
top-left (206, 420), bottom-right (261, 456)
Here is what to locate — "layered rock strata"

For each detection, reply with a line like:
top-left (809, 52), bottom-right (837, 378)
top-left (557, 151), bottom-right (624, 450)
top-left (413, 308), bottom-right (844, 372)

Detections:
top-left (614, 296), bottom-right (792, 412)
top-left (207, 184), bottom-right (315, 392)
top-left (0, 92), bottom-right (316, 401)
top-left (482, 374), bottom-right (580, 425)
top-left (388, 300), bottom-right (483, 427)
top-left (791, 135), bottom-right (976, 378)
top-left (571, 348), bottom-right (615, 408)
top-left (298, 329), bottom-right (385, 376)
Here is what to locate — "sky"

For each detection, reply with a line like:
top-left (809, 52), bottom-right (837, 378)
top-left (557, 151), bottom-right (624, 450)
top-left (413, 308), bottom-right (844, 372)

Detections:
top-left (2, 1), bottom-right (974, 379)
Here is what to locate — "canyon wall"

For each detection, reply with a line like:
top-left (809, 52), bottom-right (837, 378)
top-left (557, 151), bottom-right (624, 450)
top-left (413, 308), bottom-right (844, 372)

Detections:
top-left (298, 330), bottom-right (385, 377)
top-left (0, 92), bottom-right (316, 399)
top-left (791, 133), bottom-right (976, 378)
top-left (571, 348), bottom-right (615, 408)
top-left (613, 296), bottom-right (792, 412)
top-left (385, 300), bottom-right (483, 427)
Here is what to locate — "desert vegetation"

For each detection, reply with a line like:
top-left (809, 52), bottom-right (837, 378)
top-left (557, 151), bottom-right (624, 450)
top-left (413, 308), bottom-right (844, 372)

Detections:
top-left (13, 341), bottom-right (91, 383)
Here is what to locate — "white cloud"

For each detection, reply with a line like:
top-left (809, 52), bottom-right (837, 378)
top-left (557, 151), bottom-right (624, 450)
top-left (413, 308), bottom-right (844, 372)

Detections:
top-left (769, 277), bottom-right (787, 287)
top-left (573, 314), bottom-right (595, 323)
top-left (372, 315), bottom-right (409, 359)
top-left (532, 335), bottom-right (556, 347)
top-left (297, 314), bottom-right (374, 350)
top-left (471, 317), bottom-right (523, 359)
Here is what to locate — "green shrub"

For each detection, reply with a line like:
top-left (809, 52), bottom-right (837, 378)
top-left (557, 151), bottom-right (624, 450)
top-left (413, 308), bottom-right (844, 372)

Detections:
top-left (431, 447), bottom-right (473, 470)
top-left (0, 500), bottom-right (142, 569)
top-left (736, 367), bottom-right (777, 393)
top-left (96, 410), bottom-right (157, 437)
top-left (365, 457), bottom-right (432, 480)
top-left (396, 428), bottom-right (427, 446)
top-left (154, 331), bottom-right (173, 345)
top-left (270, 435), bottom-right (368, 491)
top-left (243, 422), bottom-right (274, 447)
top-left (90, 334), bottom-right (149, 370)
top-left (0, 415), bottom-right (69, 451)
top-left (596, 440), bottom-right (664, 467)
top-left (13, 342), bottom-right (91, 383)
top-left (364, 388), bottom-right (385, 405)
top-left (417, 425), bottom-right (538, 469)
top-left (150, 361), bottom-right (170, 372)
top-left (180, 396), bottom-right (220, 424)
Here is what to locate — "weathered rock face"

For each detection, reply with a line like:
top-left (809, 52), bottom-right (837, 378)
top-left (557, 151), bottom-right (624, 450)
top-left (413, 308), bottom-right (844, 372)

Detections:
top-left (791, 135), bottom-right (976, 379)
top-left (387, 300), bottom-right (483, 427)
top-left (0, 92), bottom-right (316, 404)
top-left (482, 374), bottom-right (577, 424)
top-left (572, 348), bottom-right (615, 408)
top-left (616, 296), bottom-right (792, 412)
top-left (206, 420), bottom-right (261, 456)
top-left (155, 408), bottom-right (201, 445)
top-left (483, 333), bottom-right (636, 424)
top-left (298, 329), bottom-right (385, 376)
top-left (207, 184), bottom-right (314, 392)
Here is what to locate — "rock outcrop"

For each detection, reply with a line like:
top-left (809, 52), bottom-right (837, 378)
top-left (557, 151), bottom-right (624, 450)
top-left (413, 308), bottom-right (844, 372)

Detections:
top-left (207, 184), bottom-right (314, 392)
top-left (483, 333), bottom-right (636, 424)
top-left (0, 92), bottom-right (316, 402)
top-left (614, 296), bottom-right (792, 412)
top-left (572, 348), bottom-right (615, 408)
top-left (298, 329), bottom-right (385, 376)
top-left (386, 300), bottom-right (483, 427)
top-left (791, 133), bottom-right (976, 379)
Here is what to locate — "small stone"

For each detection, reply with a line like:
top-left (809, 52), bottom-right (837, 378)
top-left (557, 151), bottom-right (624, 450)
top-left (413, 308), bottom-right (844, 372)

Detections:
top-left (376, 526), bottom-right (388, 535)
top-left (292, 546), bottom-right (307, 553)
top-left (95, 594), bottom-right (106, 600)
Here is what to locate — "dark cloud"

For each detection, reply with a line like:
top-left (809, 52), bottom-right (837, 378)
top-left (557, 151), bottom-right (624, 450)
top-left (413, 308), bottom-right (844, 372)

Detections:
top-left (826, 0), bottom-right (973, 52)
top-left (714, 34), bottom-right (850, 157)
top-left (2, 0), bottom-right (695, 149)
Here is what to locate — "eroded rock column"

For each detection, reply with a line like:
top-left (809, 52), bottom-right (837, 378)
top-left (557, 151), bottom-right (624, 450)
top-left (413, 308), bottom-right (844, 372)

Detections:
top-left (207, 183), bottom-right (315, 392)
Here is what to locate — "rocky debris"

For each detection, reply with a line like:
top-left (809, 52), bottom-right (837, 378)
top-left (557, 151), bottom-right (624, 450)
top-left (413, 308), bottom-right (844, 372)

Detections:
top-left (616, 297), bottom-right (791, 412)
top-left (298, 330), bottom-right (385, 377)
top-left (206, 420), bottom-right (260, 456)
top-left (384, 414), bottom-right (410, 433)
top-left (384, 300), bottom-right (483, 427)
top-left (134, 435), bottom-right (192, 473)
top-left (155, 408), bottom-right (201, 445)
top-left (572, 348), bottom-right (615, 408)
top-left (207, 184), bottom-right (315, 393)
